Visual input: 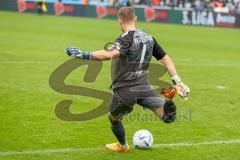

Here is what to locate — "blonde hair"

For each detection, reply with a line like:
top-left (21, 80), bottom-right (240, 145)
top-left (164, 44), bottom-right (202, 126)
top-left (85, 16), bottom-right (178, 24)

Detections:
top-left (118, 7), bottom-right (136, 23)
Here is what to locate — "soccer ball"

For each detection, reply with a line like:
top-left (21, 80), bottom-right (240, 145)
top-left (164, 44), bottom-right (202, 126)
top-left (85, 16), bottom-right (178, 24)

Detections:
top-left (133, 130), bottom-right (153, 149)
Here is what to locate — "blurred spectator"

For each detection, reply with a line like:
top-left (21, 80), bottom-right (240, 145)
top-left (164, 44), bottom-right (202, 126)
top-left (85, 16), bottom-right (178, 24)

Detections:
top-left (91, 0), bottom-right (240, 12)
top-left (215, 0), bottom-right (224, 7)
top-left (36, 0), bottom-right (47, 15)
top-left (139, 0), bottom-right (152, 6)
top-left (207, 0), bottom-right (215, 10)
top-left (184, 0), bottom-right (192, 9)
top-left (117, 0), bottom-right (129, 6)
top-left (153, 0), bottom-right (161, 5)
top-left (82, 0), bottom-right (89, 5)
top-left (226, 0), bottom-right (235, 11)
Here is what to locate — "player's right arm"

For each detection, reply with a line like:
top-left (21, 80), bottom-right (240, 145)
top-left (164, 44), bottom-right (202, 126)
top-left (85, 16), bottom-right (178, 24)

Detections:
top-left (64, 46), bottom-right (120, 61)
top-left (92, 49), bottom-right (120, 61)
top-left (65, 32), bottom-right (132, 61)
top-left (152, 37), bottom-right (190, 100)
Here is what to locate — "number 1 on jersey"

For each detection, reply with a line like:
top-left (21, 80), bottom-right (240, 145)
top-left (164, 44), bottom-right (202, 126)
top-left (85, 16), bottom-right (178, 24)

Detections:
top-left (138, 44), bottom-right (146, 75)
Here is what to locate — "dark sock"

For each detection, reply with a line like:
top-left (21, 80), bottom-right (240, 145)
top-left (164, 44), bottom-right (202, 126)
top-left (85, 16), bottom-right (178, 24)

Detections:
top-left (109, 115), bottom-right (126, 146)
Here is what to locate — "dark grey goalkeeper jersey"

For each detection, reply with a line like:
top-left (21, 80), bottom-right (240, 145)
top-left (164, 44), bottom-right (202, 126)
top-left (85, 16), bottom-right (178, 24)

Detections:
top-left (111, 29), bottom-right (166, 89)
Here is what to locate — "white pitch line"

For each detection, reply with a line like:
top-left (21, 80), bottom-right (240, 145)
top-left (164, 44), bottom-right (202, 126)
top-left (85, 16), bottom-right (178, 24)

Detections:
top-left (0, 139), bottom-right (240, 156)
top-left (153, 139), bottom-right (240, 147)
top-left (0, 147), bottom-right (103, 156)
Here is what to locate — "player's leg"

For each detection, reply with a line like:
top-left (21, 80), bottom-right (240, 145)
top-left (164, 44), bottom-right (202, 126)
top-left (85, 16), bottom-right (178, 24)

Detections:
top-left (137, 96), bottom-right (165, 119)
top-left (152, 104), bottom-right (164, 118)
top-left (137, 88), bottom-right (176, 123)
top-left (108, 113), bottom-right (127, 146)
top-left (105, 95), bottom-right (133, 151)
top-left (152, 100), bottom-right (177, 123)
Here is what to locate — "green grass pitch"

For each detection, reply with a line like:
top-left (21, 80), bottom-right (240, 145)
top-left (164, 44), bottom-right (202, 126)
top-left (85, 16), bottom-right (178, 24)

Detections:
top-left (0, 11), bottom-right (240, 160)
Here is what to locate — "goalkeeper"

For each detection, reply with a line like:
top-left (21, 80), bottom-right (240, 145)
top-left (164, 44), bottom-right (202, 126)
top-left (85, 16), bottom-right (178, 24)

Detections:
top-left (65, 7), bottom-right (190, 152)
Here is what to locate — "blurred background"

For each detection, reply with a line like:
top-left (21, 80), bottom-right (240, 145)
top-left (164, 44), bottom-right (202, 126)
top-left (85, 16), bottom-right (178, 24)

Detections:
top-left (1, 0), bottom-right (240, 27)
top-left (0, 0), bottom-right (240, 160)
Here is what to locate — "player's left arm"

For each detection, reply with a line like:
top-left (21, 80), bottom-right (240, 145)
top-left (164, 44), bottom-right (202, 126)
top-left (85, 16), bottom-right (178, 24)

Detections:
top-left (160, 55), bottom-right (177, 77)
top-left (160, 54), bottom-right (190, 100)
top-left (64, 46), bottom-right (120, 61)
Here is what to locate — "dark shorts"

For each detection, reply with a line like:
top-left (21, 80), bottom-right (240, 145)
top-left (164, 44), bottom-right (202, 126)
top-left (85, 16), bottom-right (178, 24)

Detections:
top-left (109, 84), bottom-right (165, 116)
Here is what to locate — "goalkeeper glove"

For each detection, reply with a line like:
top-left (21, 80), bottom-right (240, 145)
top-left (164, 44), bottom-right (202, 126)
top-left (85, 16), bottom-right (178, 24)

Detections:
top-left (171, 75), bottom-right (190, 100)
top-left (161, 87), bottom-right (177, 100)
top-left (65, 46), bottom-right (92, 60)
